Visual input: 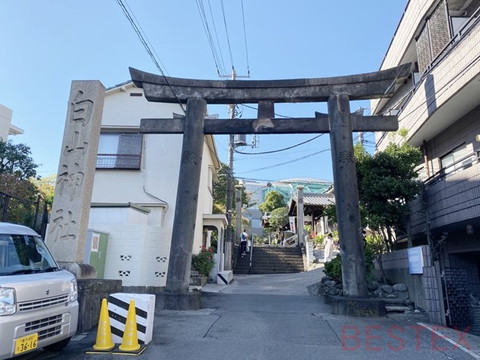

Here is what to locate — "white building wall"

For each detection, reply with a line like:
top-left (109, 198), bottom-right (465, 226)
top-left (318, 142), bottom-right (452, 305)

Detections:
top-left (0, 105), bottom-right (13, 141)
top-left (88, 84), bottom-right (217, 287)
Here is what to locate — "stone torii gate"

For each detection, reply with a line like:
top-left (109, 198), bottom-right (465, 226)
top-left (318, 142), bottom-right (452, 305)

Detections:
top-left (130, 64), bottom-right (412, 308)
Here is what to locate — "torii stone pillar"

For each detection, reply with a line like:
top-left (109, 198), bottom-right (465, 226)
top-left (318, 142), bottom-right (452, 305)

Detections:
top-left (46, 81), bottom-right (105, 278)
top-left (164, 97), bottom-right (206, 309)
top-left (328, 94), bottom-right (368, 297)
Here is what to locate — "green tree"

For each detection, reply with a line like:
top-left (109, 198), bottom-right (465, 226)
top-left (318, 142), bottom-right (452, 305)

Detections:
top-left (0, 140), bottom-right (38, 180)
top-left (212, 162), bottom-right (248, 214)
top-left (268, 207), bottom-right (289, 230)
top-left (258, 190), bottom-right (286, 214)
top-left (0, 141), bottom-right (42, 227)
top-left (324, 132), bottom-right (421, 252)
top-left (355, 135), bottom-right (422, 251)
top-left (31, 174), bottom-right (56, 207)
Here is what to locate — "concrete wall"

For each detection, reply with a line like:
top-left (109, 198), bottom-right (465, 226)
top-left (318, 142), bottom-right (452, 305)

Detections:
top-left (378, 245), bottom-right (445, 324)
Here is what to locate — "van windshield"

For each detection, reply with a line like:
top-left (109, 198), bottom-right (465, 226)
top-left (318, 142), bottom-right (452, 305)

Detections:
top-left (0, 234), bottom-right (59, 276)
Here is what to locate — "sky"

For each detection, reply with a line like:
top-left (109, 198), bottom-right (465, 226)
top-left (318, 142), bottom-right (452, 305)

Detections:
top-left (0, 0), bottom-right (408, 183)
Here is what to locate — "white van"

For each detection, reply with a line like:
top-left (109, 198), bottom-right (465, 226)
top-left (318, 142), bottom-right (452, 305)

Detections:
top-left (0, 222), bottom-right (79, 359)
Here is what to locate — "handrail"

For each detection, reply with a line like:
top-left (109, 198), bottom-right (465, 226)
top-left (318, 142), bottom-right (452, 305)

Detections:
top-left (249, 234), bottom-right (253, 268)
top-left (423, 152), bottom-right (477, 187)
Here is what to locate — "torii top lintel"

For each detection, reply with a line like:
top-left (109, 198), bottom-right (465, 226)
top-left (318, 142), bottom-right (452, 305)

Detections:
top-left (129, 63), bottom-right (413, 105)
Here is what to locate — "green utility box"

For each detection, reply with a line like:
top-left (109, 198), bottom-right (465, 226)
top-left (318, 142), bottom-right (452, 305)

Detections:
top-left (85, 230), bottom-right (109, 279)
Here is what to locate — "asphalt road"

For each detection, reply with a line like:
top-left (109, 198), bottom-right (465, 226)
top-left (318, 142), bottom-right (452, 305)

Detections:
top-left (14, 267), bottom-right (480, 360)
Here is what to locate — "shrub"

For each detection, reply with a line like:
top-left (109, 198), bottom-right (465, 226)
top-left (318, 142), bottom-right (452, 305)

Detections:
top-left (191, 247), bottom-right (215, 276)
top-left (323, 240), bottom-right (377, 283)
top-left (324, 254), bottom-right (342, 282)
top-left (313, 234), bottom-right (324, 247)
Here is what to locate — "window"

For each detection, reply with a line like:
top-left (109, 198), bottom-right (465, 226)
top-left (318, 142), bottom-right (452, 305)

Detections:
top-left (440, 143), bottom-right (472, 175)
top-left (96, 133), bottom-right (143, 169)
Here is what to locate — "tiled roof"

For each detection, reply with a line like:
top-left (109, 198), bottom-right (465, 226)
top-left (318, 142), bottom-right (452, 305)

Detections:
top-left (302, 193), bottom-right (336, 206)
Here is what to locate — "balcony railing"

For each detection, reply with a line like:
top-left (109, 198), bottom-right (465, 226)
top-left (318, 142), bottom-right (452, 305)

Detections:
top-left (424, 152), bottom-right (478, 187)
top-left (409, 153), bottom-right (480, 235)
top-left (376, 7), bottom-right (480, 147)
top-left (96, 154), bottom-right (141, 169)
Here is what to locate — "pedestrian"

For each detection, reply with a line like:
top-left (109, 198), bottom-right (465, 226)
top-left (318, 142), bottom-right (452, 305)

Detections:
top-left (323, 233), bottom-right (334, 262)
top-left (240, 229), bottom-right (248, 256)
top-left (247, 235), bottom-right (252, 253)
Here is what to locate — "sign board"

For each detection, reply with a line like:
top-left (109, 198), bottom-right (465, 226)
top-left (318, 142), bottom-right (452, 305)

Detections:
top-left (90, 232), bottom-right (100, 252)
top-left (408, 246), bottom-right (424, 274)
top-left (289, 217), bottom-right (296, 233)
top-left (108, 293), bottom-right (155, 345)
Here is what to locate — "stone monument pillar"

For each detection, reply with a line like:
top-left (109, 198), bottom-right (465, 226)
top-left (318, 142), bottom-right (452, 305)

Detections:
top-left (235, 185), bottom-right (243, 244)
top-left (296, 185), bottom-right (305, 246)
top-left (46, 80), bottom-right (105, 279)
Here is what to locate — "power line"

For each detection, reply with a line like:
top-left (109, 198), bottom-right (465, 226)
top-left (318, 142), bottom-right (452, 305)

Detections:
top-left (122, 0), bottom-right (169, 76)
top-left (235, 134), bottom-right (323, 155)
top-left (195, 0), bottom-right (226, 76)
top-left (207, 0), bottom-right (227, 75)
top-left (220, 0), bottom-right (235, 71)
top-left (115, 0), bottom-right (186, 113)
top-left (240, 0), bottom-right (250, 76)
top-left (239, 149), bottom-right (331, 174)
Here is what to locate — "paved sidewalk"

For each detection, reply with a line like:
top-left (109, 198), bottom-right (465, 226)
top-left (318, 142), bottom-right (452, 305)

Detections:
top-left (202, 266), bottom-right (325, 295)
top-left (19, 267), bottom-right (480, 360)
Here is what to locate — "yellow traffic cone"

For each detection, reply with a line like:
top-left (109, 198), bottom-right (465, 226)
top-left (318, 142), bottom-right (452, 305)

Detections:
top-left (92, 298), bottom-right (115, 351)
top-left (118, 300), bottom-right (141, 352)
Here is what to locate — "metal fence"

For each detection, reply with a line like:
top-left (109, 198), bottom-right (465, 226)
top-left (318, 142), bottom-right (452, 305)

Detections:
top-left (0, 191), bottom-right (49, 238)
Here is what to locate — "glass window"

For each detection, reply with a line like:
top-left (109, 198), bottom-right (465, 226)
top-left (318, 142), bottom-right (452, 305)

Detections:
top-left (0, 234), bottom-right (58, 275)
top-left (440, 144), bottom-right (471, 175)
top-left (97, 133), bottom-right (143, 169)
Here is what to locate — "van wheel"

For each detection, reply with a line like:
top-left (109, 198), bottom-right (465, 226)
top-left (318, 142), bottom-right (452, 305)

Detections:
top-left (43, 337), bottom-right (71, 352)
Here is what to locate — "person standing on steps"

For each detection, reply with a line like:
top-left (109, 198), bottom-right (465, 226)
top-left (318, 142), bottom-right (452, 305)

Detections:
top-left (240, 229), bottom-right (248, 256)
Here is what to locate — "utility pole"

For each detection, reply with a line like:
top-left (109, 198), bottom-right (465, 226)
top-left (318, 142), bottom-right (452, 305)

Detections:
top-left (223, 68), bottom-right (249, 270)
top-left (224, 96), bottom-right (235, 270)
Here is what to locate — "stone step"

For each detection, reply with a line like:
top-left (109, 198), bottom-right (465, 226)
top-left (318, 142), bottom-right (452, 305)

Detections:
top-left (235, 268), bottom-right (301, 274)
top-left (234, 246), bottom-right (304, 275)
top-left (385, 305), bottom-right (411, 313)
top-left (235, 264), bottom-right (302, 269)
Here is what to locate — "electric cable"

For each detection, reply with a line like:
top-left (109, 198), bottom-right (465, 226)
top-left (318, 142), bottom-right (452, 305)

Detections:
top-left (240, 0), bottom-right (250, 76)
top-left (115, 0), bottom-right (186, 113)
top-left (235, 134), bottom-right (323, 155)
top-left (220, 0), bottom-right (235, 71)
top-left (239, 149), bottom-right (331, 174)
top-left (195, 0), bottom-right (226, 76)
top-left (207, 0), bottom-right (227, 75)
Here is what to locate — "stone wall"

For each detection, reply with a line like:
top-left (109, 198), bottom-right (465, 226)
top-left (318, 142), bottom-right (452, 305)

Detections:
top-left (377, 245), bottom-right (445, 325)
top-left (77, 279), bottom-right (122, 333)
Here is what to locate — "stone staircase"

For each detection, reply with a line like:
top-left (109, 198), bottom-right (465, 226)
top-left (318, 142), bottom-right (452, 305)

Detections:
top-left (234, 246), bottom-right (305, 274)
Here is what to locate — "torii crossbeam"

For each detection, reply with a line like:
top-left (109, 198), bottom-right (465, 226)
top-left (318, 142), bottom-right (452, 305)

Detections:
top-left (129, 63), bottom-right (413, 306)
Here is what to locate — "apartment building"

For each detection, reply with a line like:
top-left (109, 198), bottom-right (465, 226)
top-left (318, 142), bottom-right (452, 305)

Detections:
top-left (373, 0), bottom-right (480, 330)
